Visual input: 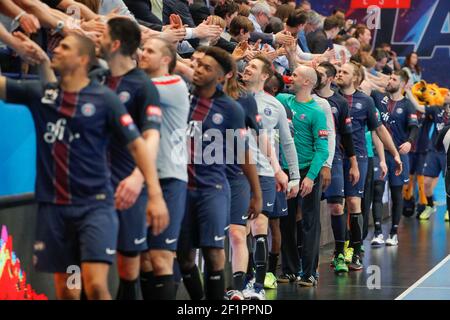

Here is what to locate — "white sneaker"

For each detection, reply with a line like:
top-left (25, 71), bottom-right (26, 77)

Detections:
top-left (225, 290), bottom-right (244, 300)
top-left (243, 287), bottom-right (266, 300)
top-left (385, 234), bottom-right (398, 246)
top-left (371, 233), bottom-right (385, 246)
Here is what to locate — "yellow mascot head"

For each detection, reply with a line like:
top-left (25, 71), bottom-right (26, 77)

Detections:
top-left (411, 80), bottom-right (449, 106)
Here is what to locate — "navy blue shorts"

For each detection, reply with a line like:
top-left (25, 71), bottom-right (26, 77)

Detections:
top-left (409, 152), bottom-right (427, 175)
top-left (386, 152), bottom-right (410, 186)
top-left (179, 182), bottom-right (230, 249)
top-left (147, 178), bottom-right (187, 251)
top-left (259, 176), bottom-right (276, 215)
top-left (117, 191), bottom-right (148, 253)
top-left (270, 190), bottom-right (288, 219)
top-left (344, 156), bottom-right (368, 198)
top-left (229, 173), bottom-right (251, 226)
top-left (373, 155), bottom-right (384, 182)
top-left (324, 157), bottom-right (344, 200)
top-left (33, 202), bottom-right (118, 273)
top-left (423, 151), bottom-right (446, 178)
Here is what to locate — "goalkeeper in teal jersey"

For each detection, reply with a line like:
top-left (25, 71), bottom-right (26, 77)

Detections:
top-left (276, 65), bottom-right (329, 287)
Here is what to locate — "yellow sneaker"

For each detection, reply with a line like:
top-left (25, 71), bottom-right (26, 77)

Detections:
top-left (344, 246), bottom-right (353, 264)
top-left (445, 210), bottom-right (449, 222)
top-left (264, 272), bottom-right (278, 289)
top-left (419, 206), bottom-right (435, 220)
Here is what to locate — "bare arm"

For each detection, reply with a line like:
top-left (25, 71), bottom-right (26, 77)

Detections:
top-left (405, 88), bottom-right (426, 113)
top-left (58, 0), bottom-right (98, 20)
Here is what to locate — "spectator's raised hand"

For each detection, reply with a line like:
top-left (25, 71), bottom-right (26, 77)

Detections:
top-left (81, 19), bottom-right (106, 34)
top-left (274, 30), bottom-right (294, 46)
top-left (161, 25), bottom-right (186, 44)
top-left (232, 41), bottom-right (249, 61)
top-left (18, 13), bottom-right (40, 34)
top-left (193, 20), bottom-right (222, 40)
top-left (12, 31), bottom-right (47, 65)
top-left (169, 14), bottom-right (183, 29)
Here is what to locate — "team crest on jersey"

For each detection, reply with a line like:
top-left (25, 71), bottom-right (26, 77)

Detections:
top-left (300, 114), bottom-right (306, 120)
top-left (212, 113), bottom-right (224, 125)
top-left (264, 107), bottom-right (272, 116)
top-left (81, 103), bottom-right (96, 117)
top-left (355, 103), bottom-right (362, 110)
top-left (396, 108), bottom-right (404, 114)
top-left (119, 91), bottom-right (130, 103)
top-left (331, 107), bottom-right (338, 114)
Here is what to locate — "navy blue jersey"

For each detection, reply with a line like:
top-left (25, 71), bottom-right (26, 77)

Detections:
top-left (103, 68), bottom-right (162, 187)
top-left (425, 105), bottom-right (450, 152)
top-left (226, 93), bottom-right (263, 178)
top-left (317, 91), bottom-right (352, 158)
top-left (372, 91), bottom-right (418, 149)
top-left (341, 90), bottom-right (381, 157)
top-left (6, 79), bottom-right (140, 205)
top-left (188, 89), bottom-right (246, 189)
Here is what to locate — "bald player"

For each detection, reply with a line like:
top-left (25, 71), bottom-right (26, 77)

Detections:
top-left (277, 65), bottom-right (329, 287)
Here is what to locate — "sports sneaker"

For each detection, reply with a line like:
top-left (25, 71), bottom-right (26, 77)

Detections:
top-left (445, 210), bottom-right (449, 222)
top-left (348, 255), bottom-right (363, 271)
top-left (243, 285), bottom-right (266, 300)
top-left (225, 290), bottom-right (244, 300)
top-left (297, 275), bottom-right (317, 287)
top-left (277, 273), bottom-right (296, 283)
top-left (419, 206), bottom-right (435, 220)
top-left (344, 246), bottom-right (353, 264)
top-left (333, 253), bottom-right (349, 273)
top-left (385, 234), bottom-right (398, 246)
top-left (264, 272), bottom-right (277, 289)
top-left (371, 233), bottom-right (385, 246)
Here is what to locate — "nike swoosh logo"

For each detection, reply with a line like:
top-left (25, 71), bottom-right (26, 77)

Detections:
top-left (134, 237), bottom-right (146, 245)
top-left (242, 215), bottom-right (249, 220)
top-left (282, 208), bottom-right (288, 212)
top-left (224, 225), bottom-right (230, 231)
top-left (358, 191), bottom-right (364, 194)
top-left (106, 248), bottom-right (116, 255)
top-left (165, 238), bottom-right (177, 244)
top-left (267, 202), bottom-right (274, 207)
top-left (214, 236), bottom-right (226, 241)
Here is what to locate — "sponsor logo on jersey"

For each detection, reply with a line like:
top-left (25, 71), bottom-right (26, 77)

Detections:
top-left (319, 130), bottom-right (328, 138)
top-left (81, 103), bottom-right (96, 117)
top-left (146, 105), bottom-right (162, 117)
top-left (120, 114), bottom-right (134, 127)
top-left (410, 114), bottom-right (418, 119)
top-left (264, 107), bottom-right (272, 116)
top-left (44, 118), bottom-right (80, 144)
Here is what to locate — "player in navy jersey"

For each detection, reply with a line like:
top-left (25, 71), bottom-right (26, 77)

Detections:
top-left (138, 37), bottom-right (190, 300)
top-left (0, 34), bottom-right (168, 300)
top-left (335, 61), bottom-right (402, 270)
top-left (177, 47), bottom-right (262, 300)
top-left (371, 70), bottom-right (419, 245)
top-left (315, 62), bottom-right (359, 273)
top-left (222, 62), bottom-right (266, 300)
top-left (94, 18), bottom-right (169, 300)
top-left (407, 90), bottom-right (450, 220)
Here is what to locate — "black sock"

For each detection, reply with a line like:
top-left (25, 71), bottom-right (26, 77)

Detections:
top-left (232, 271), bottom-right (246, 291)
top-left (173, 258), bottom-right (181, 298)
top-left (246, 235), bottom-right (254, 278)
top-left (350, 214), bottom-right (363, 256)
top-left (343, 209), bottom-right (350, 242)
top-left (152, 275), bottom-right (175, 300)
top-left (373, 181), bottom-right (385, 235)
top-left (205, 270), bottom-right (224, 300)
top-left (268, 253), bottom-right (279, 274)
top-left (331, 214), bottom-right (345, 256)
top-left (390, 186), bottom-right (403, 235)
top-left (116, 278), bottom-right (139, 300)
top-left (182, 265), bottom-right (204, 300)
top-left (140, 271), bottom-right (154, 300)
top-left (427, 196), bottom-right (434, 207)
top-left (296, 220), bottom-right (303, 261)
top-left (254, 234), bottom-right (267, 286)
